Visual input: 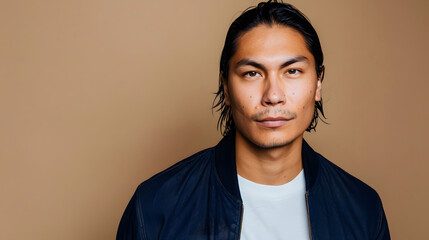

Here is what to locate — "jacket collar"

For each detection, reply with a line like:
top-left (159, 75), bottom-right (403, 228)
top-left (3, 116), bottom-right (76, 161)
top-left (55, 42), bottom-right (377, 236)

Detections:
top-left (214, 132), bottom-right (319, 201)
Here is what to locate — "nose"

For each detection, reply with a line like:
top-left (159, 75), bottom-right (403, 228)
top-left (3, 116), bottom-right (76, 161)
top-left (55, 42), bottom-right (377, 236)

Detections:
top-left (262, 76), bottom-right (286, 106)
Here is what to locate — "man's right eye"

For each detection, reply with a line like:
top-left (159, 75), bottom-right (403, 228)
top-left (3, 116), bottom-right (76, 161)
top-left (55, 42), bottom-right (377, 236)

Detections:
top-left (244, 71), bottom-right (260, 77)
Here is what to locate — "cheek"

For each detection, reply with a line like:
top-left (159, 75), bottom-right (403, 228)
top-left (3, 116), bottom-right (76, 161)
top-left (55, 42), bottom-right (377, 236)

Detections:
top-left (230, 85), bottom-right (259, 113)
top-left (288, 85), bottom-right (316, 112)
top-left (301, 91), bottom-right (316, 116)
top-left (288, 85), bottom-right (313, 100)
top-left (233, 94), bottom-right (256, 114)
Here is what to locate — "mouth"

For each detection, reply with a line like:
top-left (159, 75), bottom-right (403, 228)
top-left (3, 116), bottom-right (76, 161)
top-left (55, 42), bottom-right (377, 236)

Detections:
top-left (255, 117), bottom-right (292, 128)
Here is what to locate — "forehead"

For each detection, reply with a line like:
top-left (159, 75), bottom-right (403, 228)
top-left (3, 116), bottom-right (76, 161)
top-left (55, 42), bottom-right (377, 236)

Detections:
top-left (231, 24), bottom-right (314, 64)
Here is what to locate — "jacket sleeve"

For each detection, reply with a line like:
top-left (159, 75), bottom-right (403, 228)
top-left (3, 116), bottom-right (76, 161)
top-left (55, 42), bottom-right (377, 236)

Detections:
top-left (376, 197), bottom-right (390, 240)
top-left (116, 189), bottom-right (146, 240)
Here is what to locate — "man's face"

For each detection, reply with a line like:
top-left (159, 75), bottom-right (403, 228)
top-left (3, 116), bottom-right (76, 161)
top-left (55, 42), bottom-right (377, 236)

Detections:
top-left (224, 24), bottom-right (322, 149)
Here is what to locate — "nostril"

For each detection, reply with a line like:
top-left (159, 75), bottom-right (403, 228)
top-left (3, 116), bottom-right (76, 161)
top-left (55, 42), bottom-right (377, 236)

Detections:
top-left (262, 81), bottom-right (286, 106)
top-left (264, 93), bottom-right (285, 105)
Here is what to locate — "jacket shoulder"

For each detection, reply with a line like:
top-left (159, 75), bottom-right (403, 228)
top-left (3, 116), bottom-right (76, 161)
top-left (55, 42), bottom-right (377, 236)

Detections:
top-left (317, 154), bottom-right (376, 193)
top-left (116, 148), bottom-right (214, 240)
top-left (117, 147), bottom-right (216, 239)
top-left (315, 153), bottom-right (382, 208)
top-left (313, 153), bottom-right (389, 239)
top-left (134, 147), bottom-right (215, 209)
top-left (138, 147), bottom-right (215, 193)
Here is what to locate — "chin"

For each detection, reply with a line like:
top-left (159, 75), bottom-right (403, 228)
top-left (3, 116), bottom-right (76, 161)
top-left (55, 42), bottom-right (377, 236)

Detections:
top-left (241, 130), bottom-right (300, 150)
top-left (252, 138), bottom-right (294, 149)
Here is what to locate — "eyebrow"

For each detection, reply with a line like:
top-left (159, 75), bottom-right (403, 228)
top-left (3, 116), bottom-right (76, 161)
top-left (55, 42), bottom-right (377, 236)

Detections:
top-left (234, 56), bottom-right (309, 70)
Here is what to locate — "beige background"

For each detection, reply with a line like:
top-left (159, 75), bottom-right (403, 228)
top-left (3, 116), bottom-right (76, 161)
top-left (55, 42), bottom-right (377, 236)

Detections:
top-left (1, 0), bottom-right (428, 239)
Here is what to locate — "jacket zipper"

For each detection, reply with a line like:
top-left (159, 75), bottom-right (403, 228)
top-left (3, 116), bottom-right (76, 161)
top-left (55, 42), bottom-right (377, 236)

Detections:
top-left (305, 192), bottom-right (313, 240)
top-left (238, 204), bottom-right (244, 239)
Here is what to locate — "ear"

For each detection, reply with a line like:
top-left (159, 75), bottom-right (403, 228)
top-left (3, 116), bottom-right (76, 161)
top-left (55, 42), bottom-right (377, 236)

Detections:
top-left (315, 77), bottom-right (322, 101)
top-left (221, 73), bottom-right (231, 106)
top-left (315, 67), bottom-right (324, 101)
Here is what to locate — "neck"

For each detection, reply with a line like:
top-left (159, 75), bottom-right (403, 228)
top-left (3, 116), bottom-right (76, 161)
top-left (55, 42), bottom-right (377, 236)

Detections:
top-left (235, 131), bottom-right (303, 186)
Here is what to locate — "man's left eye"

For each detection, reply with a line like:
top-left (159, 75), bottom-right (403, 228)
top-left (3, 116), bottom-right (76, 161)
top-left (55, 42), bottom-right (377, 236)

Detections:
top-left (287, 69), bottom-right (300, 74)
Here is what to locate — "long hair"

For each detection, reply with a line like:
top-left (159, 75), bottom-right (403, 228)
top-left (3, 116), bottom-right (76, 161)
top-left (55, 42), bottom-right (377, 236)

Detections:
top-left (213, 0), bottom-right (326, 136)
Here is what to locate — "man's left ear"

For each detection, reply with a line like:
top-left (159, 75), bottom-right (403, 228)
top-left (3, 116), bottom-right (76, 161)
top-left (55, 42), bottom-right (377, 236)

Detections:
top-left (315, 77), bottom-right (322, 101)
top-left (315, 66), bottom-right (324, 101)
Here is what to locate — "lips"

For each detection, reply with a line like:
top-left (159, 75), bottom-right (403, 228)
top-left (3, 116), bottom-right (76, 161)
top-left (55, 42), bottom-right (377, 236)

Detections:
top-left (256, 117), bottom-right (291, 128)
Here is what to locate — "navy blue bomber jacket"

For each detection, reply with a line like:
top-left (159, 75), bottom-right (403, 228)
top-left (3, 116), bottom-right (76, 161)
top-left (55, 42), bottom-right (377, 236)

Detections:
top-left (117, 133), bottom-right (390, 239)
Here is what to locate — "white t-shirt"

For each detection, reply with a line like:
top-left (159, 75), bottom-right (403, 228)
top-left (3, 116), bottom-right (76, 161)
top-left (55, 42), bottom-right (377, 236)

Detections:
top-left (237, 170), bottom-right (310, 240)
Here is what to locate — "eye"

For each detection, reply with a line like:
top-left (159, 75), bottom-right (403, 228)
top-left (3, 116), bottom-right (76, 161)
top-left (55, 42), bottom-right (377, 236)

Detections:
top-left (243, 71), bottom-right (261, 78)
top-left (286, 69), bottom-right (301, 75)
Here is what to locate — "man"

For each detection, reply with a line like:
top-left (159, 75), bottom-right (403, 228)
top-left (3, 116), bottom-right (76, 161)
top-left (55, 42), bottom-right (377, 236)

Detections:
top-left (117, 1), bottom-right (390, 239)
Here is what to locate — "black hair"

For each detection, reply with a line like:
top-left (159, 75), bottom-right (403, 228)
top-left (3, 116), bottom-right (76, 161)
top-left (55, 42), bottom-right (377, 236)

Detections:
top-left (212, 0), bottom-right (326, 136)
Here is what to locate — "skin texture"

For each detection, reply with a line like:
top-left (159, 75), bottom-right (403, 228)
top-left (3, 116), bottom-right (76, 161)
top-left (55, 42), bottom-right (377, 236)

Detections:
top-left (224, 24), bottom-right (322, 185)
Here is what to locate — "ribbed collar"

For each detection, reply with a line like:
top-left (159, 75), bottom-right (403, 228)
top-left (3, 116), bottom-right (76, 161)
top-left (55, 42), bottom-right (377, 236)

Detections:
top-left (214, 133), bottom-right (319, 202)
